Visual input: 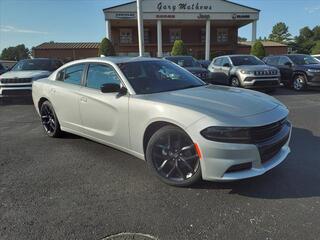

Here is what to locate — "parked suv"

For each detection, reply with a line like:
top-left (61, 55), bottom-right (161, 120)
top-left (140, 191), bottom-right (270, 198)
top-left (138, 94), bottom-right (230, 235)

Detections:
top-left (264, 54), bottom-right (320, 91)
top-left (208, 55), bottom-right (280, 89)
top-left (164, 56), bottom-right (209, 81)
top-left (0, 58), bottom-right (62, 97)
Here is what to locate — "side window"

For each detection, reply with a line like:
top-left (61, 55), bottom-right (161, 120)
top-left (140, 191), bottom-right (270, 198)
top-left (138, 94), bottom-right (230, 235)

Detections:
top-left (64, 64), bottom-right (85, 85)
top-left (214, 58), bottom-right (222, 66)
top-left (278, 57), bottom-right (290, 65)
top-left (86, 64), bottom-right (121, 90)
top-left (56, 70), bottom-right (65, 81)
top-left (220, 57), bottom-right (230, 67)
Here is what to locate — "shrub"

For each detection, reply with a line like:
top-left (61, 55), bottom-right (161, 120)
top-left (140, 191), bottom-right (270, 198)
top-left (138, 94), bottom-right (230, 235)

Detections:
top-left (98, 38), bottom-right (115, 56)
top-left (171, 40), bottom-right (188, 56)
top-left (250, 41), bottom-right (266, 58)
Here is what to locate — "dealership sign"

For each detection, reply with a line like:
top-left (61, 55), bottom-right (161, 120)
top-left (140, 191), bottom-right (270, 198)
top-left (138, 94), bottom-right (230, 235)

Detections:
top-left (156, 2), bottom-right (213, 12)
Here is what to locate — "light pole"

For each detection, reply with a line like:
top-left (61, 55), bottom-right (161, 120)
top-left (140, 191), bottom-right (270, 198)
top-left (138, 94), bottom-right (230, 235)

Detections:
top-left (137, 0), bottom-right (144, 56)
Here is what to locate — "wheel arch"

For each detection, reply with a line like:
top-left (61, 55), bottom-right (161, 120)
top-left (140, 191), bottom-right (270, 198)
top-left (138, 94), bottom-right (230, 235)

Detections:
top-left (143, 121), bottom-right (184, 155)
top-left (38, 97), bottom-right (49, 111)
top-left (293, 71), bottom-right (307, 80)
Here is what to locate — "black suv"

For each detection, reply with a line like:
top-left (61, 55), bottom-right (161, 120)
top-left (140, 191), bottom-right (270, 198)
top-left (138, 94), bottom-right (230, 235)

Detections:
top-left (164, 56), bottom-right (209, 81)
top-left (264, 54), bottom-right (320, 91)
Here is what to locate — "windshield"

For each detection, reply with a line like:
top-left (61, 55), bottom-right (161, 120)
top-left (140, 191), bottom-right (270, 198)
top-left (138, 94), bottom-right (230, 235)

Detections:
top-left (166, 57), bottom-right (200, 68)
top-left (118, 60), bottom-right (205, 94)
top-left (11, 59), bottom-right (62, 71)
top-left (230, 56), bottom-right (265, 66)
top-left (288, 55), bottom-right (319, 65)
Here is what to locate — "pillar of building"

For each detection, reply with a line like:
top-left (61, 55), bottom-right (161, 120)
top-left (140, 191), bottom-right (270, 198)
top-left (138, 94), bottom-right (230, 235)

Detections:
top-left (105, 20), bottom-right (111, 41)
top-left (157, 20), bottom-right (163, 57)
top-left (252, 20), bottom-right (257, 42)
top-left (205, 20), bottom-right (211, 61)
top-left (137, 0), bottom-right (144, 56)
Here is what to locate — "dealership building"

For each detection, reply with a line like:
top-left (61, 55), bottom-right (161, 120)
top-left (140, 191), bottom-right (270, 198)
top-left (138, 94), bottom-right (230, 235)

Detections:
top-left (33, 0), bottom-right (288, 61)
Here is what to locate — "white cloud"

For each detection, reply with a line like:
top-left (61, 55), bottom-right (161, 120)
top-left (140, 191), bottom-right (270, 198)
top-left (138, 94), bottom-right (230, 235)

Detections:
top-left (0, 25), bottom-right (49, 34)
top-left (305, 6), bottom-right (320, 14)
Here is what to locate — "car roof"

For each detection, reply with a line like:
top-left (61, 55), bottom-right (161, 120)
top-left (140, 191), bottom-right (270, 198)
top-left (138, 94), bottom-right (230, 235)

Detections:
top-left (164, 56), bottom-right (193, 59)
top-left (68, 56), bottom-right (161, 65)
top-left (216, 54), bottom-right (254, 58)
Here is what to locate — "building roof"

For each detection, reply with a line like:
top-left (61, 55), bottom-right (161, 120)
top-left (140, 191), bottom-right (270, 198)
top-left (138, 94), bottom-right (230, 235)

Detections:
top-left (238, 41), bottom-right (287, 47)
top-left (103, 0), bottom-right (260, 12)
top-left (34, 42), bottom-right (100, 50)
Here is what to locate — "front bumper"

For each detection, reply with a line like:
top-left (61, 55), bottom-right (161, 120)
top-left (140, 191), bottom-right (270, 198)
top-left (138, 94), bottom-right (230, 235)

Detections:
top-left (306, 72), bottom-right (320, 87)
top-left (242, 76), bottom-right (280, 88)
top-left (0, 83), bottom-right (32, 97)
top-left (188, 113), bottom-right (291, 182)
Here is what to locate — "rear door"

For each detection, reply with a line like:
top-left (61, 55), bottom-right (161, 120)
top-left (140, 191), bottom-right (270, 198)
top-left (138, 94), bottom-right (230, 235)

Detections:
top-left (50, 64), bottom-right (84, 131)
top-left (78, 63), bottom-right (130, 149)
top-left (209, 58), bottom-right (226, 84)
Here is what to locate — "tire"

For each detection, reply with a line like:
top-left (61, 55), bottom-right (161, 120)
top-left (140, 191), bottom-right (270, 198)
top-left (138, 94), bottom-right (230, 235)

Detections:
top-left (293, 74), bottom-right (307, 91)
top-left (230, 76), bottom-right (241, 87)
top-left (146, 125), bottom-right (202, 187)
top-left (40, 101), bottom-right (62, 138)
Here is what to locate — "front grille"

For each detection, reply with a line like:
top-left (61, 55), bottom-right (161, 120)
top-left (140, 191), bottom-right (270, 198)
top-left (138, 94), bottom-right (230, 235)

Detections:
top-left (1, 89), bottom-right (31, 96)
top-left (251, 118), bottom-right (287, 143)
top-left (253, 80), bottom-right (279, 87)
top-left (254, 70), bottom-right (278, 76)
top-left (226, 162), bottom-right (252, 173)
top-left (257, 120), bottom-right (291, 163)
top-left (0, 78), bottom-right (32, 84)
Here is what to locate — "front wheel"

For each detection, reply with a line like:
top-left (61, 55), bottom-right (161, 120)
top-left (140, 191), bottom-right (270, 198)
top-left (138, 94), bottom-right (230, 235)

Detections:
top-left (230, 76), bottom-right (241, 87)
top-left (293, 75), bottom-right (307, 91)
top-left (40, 101), bottom-right (62, 137)
top-left (146, 125), bottom-right (202, 187)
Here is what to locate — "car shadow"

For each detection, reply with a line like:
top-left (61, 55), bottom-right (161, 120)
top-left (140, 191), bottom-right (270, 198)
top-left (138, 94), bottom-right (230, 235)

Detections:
top-left (192, 127), bottom-right (320, 199)
top-left (0, 96), bottom-right (33, 105)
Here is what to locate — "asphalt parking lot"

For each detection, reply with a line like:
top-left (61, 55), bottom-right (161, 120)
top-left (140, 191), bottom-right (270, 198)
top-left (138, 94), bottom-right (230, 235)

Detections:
top-left (1, 88), bottom-right (320, 240)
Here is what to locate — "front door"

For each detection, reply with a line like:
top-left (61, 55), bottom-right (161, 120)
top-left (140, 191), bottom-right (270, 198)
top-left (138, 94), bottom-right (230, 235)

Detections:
top-left (78, 63), bottom-right (130, 149)
top-left (277, 57), bottom-right (293, 83)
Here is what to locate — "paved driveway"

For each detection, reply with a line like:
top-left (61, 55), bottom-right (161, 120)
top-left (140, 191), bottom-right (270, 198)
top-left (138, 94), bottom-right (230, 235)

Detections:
top-left (1, 88), bottom-right (320, 240)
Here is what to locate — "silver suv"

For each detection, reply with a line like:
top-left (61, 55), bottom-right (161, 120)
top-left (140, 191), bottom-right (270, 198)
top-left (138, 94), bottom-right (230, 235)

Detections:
top-left (208, 55), bottom-right (280, 89)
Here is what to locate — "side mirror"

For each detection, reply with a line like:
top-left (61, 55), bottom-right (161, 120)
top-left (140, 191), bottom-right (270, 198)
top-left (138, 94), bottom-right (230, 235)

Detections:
top-left (284, 62), bottom-right (292, 67)
top-left (223, 63), bottom-right (231, 68)
top-left (100, 83), bottom-right (127, 95)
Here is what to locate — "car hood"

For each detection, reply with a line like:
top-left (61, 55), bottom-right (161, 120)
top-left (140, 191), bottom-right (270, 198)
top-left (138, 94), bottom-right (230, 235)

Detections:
top-left (185, 67), bottom-right (208, 73)
top-left (0, 70), bottom-right (51, 79)
top-left (235, 65), bottom-right (278, 71)
top-left (146, 85), bottom-right (283, 118)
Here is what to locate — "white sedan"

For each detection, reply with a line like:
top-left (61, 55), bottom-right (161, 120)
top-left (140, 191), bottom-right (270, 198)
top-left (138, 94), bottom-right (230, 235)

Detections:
top-left (32, 57), bottom-right (292, 186)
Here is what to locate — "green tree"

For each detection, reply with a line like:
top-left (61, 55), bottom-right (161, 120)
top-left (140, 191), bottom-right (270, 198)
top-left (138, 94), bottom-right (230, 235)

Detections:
top-left (311, 40), bottom-right (320, 54)
top-left (250, 41), bottom-right (266, 58)
top-left (98, 38), bottom-right (115, 56)
top-left (171, 40), bottom-right (188, 56)
top-left (238, 36), bottom-right (247, 42)
top-left (269, 22), bottom-right (291, 43)
top-left (0, 44), bottom-right (30, 60)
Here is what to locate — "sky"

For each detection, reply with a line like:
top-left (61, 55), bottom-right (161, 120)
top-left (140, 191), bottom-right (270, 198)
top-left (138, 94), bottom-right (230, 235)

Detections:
top-left (0, 0), bottom-right (320, 53)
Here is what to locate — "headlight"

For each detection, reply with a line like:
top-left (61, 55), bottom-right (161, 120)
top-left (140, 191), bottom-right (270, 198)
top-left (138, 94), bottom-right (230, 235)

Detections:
top-left (240, 70), bottom-right (254, 75)
top-left (200, 126), bottom-right (251, 143)
top-left (307, 69), bottom-right (320, 73)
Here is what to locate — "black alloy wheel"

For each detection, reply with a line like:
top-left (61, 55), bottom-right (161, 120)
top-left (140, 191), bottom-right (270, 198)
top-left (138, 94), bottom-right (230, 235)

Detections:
top-left (40, 101), bottom-right (62, 137)
top-left (146, 125), bottom-right (201, 186)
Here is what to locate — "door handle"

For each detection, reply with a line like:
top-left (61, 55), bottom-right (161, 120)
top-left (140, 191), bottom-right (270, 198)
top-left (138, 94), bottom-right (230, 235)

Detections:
top-left (80, 97), bottom-right (87, 103)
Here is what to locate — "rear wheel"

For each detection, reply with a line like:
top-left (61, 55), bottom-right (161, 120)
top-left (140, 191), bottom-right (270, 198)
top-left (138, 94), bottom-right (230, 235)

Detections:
top-left (40, 101), bottom-right (62, 137)
top-left (293, 74), bottom-right (307, 91)
top-left (146, 125), bottom-right (201, 187)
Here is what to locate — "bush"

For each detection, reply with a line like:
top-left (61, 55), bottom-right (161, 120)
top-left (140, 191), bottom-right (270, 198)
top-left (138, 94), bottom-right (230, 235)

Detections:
top-left (250, 41), bottom-right (266, 58)
top-left (98, 38), bottom-right (115, 56)
top-left (171, 40), bottom-right (188, 56)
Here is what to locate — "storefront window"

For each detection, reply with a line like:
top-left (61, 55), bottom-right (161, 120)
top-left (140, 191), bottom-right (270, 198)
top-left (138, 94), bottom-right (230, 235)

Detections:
top-left (217, 28), bottom-right (229, 43)
top-left (144, 29), bottom-right (150, 44)
top-left (120, 28), bottom-right (133, 44)
top-left (169, 29), bottom-right (181, 43)
top-left (201, 28), bottom-right (205, 43)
